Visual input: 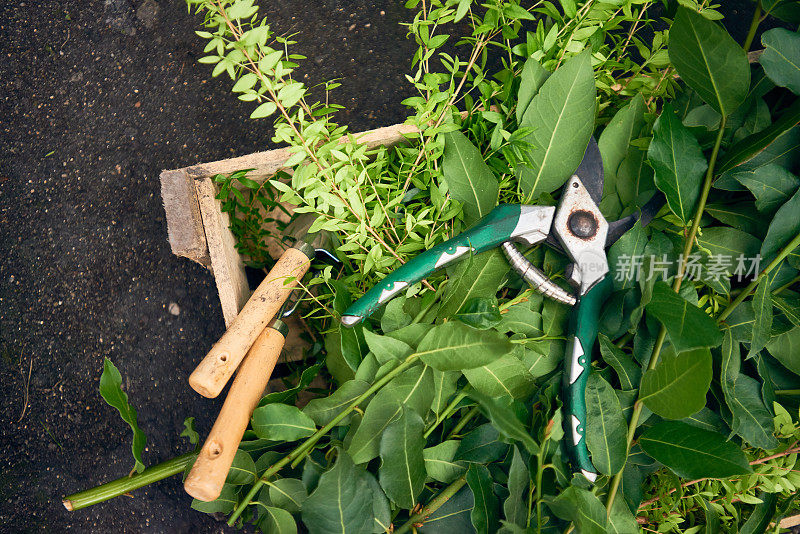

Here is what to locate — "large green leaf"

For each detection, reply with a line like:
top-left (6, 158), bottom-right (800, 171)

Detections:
top-left (766, 326), bottom-right (800, 375)
top-left (517, 50), bottom-right (596, 198)
top-left (730, 163), bottom-right (800, 213)
top-left (465, 464), bottom-right (498, 534)
top-left (607, 494), bottom-right (639, 534)
top-left (431, 369), bottom-right (459, 415)
top-left (363, 329), bottom-right (414, 364)
top-left (749, 277), bottom-right (773, 358)
top-left (417, 322), bottom-right (514, 371)
top-left (607, 221), bottom-right (648, 291)
top-left (760, 28), bottom-right (800, 95)
top-left (347, 364), bottom-right (434, 463)
top-left (740, 492), bottom-right (778, 534)
top-left (639, 421), bottom-right (753, 479)
top-left (545, 486), bottom-right (607, 534)
top-left (598, 334), bottom-right (641, 390)
top-left (439, 249), bottom-right (508, 318)
top-left (503, 447), bottom-right (529, 528)
top-left (516, 57), bottom-right (550, 124)
top-left (99, 358), bottom-right (147, 473)
top-left (418, 486), bottom-right (475, 534)
top-left (696, 227), bottom-right (761, 261)
top-left (599, 94), bottom-right (647, 216)
top-left (585, 374), bottom-right (628, 476)
top-left (455, 423), bottom-right (508, 463)
top-left (720, 330), bottom-right (779, 450)
top-left (423, 440), bottom-right (466, 484)
top-left (706, 202), bottom-right (767, 234)
top-left (639, 347), bottom-right (712, 419)
top-left (668, 7), bottom-right (750, 116)
top-left (761, 188), bottom-right (800, 265)
top-left (258, 506), bottom-right (297, 534)
top-left (471, 393), bottom-right (539, 454)
top-left (378, 408), bottom-right (426, 509)
top-left (648, 104), bottom-right (708, 224)
top-left (442, 131), bottom-right (500, 224)
top-left (462, 352), bottom-right (535, 399)
top-left (251, 403), bottom-right (316, 441)
top-left (302, 450), bottom-right (374, 534)
top-left (191, 484), bottom-right (239, 514)
top-left (268, 478), bottom-right (308, 513)
top-left (303, 380), bottom-right (371, 427)
top-left (645, 282), bottom-right (723, 352)
top-left (226, 449), bottom-right (257, 485)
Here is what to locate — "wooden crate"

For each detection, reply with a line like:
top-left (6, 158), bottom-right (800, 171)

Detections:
top-left (160, 122), bottom-right (417, 331)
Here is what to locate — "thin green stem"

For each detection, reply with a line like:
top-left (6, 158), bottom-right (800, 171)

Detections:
top-left (394, 476), bottom-right (467, 534)
top-left (424, 390), bottom-right (469, 439)
top-left (227, 353), bottom-right (422, 525)
top-left (605, 118), bottom-right (727, 516)
top-left (446, 405), bottom-right (480, 440)
top-left (775, 389), bottom-right (800, 396)
top-left (743, 0), bottom-right (762, 52)
top-left (63, 452), bottom-right (196, 511)
top-left (774, 274), bottom-right (800, 295)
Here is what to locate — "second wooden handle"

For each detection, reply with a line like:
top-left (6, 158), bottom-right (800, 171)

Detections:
top-left (184, 326), bottom-right (285, 502)
top-left (189, 247), bottom-right (310, 398)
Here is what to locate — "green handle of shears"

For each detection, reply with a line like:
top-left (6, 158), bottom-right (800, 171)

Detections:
top-left (342, 204), bottom-right (523, 323)
top-left (563, 275), bottom-right (613, 482)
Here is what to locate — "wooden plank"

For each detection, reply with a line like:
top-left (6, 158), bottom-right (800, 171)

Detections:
top-left (181, 122), bottom-right (418, 182)
top-left (194, 177), bottom-right (251, 327)
top-left (160, 169), bottom-right (210, 266)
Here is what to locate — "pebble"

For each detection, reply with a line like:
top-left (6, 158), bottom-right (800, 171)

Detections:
top-left (168, 302), bottom-right (180, 316)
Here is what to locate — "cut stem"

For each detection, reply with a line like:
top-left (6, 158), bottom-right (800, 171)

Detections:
top-left (63, 452), bottom-right (196, 511)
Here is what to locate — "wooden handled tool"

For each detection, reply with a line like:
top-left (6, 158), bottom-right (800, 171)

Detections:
top-left (184, 323), bottom-right (288, 501)
top-left (189, 245), bottom-right (312, 398)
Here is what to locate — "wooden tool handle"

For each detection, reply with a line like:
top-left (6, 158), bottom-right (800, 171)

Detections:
top-left (189, 247), bottom-right (310, 398)
top-left (184, 326), bottom-right (286, 502)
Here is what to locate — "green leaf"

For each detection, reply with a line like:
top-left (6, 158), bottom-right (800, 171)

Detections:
top-left (303, 380), bottom-right (371, 427)
top-left (418, 486), bottom-right (475, 534)
top-left (696, 227), bottom-right (761, 262)
top-left (599, 94), bottom-right (646, 214)
top-left (302, 450), bottom-right (374, 534)
top-left (417, 322), bottom-right (514, 371)
top-left (760, 28), bottom-right (800, 95)
top-left (607, 494), bottom-right (639, 534)
top-left (441, 131), bottom-right (499, 225)
top-left (545, 486), bottom-right (607, 534)
top-left (648, 104), bottom-right (708, 224)
top-left (598, 334), bottom-right (641, 390)
top-left (717, 101), bottom-right (800, 175)
top-left (639, 421), bottom-right (753, 479)
top-left (381, 297), bottom-right (411, 333)
top-left (439, 249), bottom-right (509, 319)
top-left (251, 403), bottom-right (316, 441)
top-left (668, 7), bottom-right (750, 116)
top-left (181, 416), bottom-right (199, 446)
top-left (364, 471), bottom-right (391, 534)
top-left (465, 464), bottom-right (498, 534)
top-left (363, 329), bottom-right (414, 364)
top-left (423, 440), bottom-right (466, 483)
top-left (730, 164), bottom-right (800, 213)
top-left (471, 393), bottom-right (539, 454)
top-left (639, 347), bottom-right (712, 419)
top-left (495, 305), bottom-right (543, 337)
top-left (645, 282), bottom-right (722, 352)
top-left (608, 221), bottom-right (648, 291)
top-left (191, 484), bottom-right (238, 514)
top-left (516, 58), bottom-right (550, 124)
top-left (226, 449), bottom-right (256, 485)
top-left (431, 369), bottom-right (459, 415)
top-left (455, 423), bottom-right (508, 463)
top-left (721, 330), bottom-right (779, 450)
top-left (268, 478), bottom-right (308, 513)
top-left (259, 506), bottom-right (297, 534)
top-left (251, 101), bottom-right (277, 119)
top-left (706, 202), bottom-right (767, 234)
top-left (347, 365), bottom-right (433, 463)
top-left (766, 326), bottom-right (800, 375)
top-left (518, 50), bottom-right (596, 198)
top-left (99, 358), bottom-right (147, 473)
top-left (463, 352), bottom-right (535, 399)
top-left (232, 72), bottom-right (258, 92)
top-left (455, 297), bottom-right (502, 329)
top-left (585, 374), bottom-right (627, 475)
top-left (503, 447), bottom-right (529, 527)
top-left (774, 295), bottom-right (800, 326)
top-left (454, 0), bottom-right (471, 22)
top-left (739, 491), bottom-right (778, 534)
top-left (761, 188), bottom-right (800, 265)
top-left (749, 277), bottom-right (773, 358)
top-left (378, 408), bottom-right (426, 509)
top-left (700, 498), bottom-right (719, 534)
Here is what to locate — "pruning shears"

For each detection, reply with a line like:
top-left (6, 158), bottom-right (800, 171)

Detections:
top-left (340, 139), bottom-right (663, 482)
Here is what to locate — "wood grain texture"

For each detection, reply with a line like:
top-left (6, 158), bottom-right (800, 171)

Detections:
top-left (184, 326), bottom-right (286, 502)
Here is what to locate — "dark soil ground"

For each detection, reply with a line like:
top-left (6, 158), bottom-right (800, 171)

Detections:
top-left (0, 1), bottom-right (788, 532)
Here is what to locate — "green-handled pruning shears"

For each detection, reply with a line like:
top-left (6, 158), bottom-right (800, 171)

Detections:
top-left (340, 139), bottom-right (663, 482)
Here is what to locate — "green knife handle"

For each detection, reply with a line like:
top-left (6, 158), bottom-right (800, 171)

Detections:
top-left (342, 204), bottom-right (524, 324)
top-left (562, 275), bottom-right (613, 482)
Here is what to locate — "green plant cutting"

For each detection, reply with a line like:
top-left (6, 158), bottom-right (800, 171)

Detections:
top-left (64, 1), bottom-right (800, 533)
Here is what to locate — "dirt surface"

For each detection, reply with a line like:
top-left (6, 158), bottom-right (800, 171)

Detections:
top-left (0, 1), bottom-right (787, 532)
